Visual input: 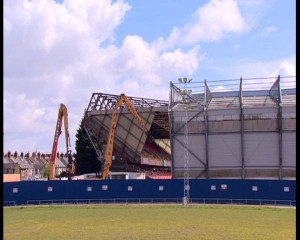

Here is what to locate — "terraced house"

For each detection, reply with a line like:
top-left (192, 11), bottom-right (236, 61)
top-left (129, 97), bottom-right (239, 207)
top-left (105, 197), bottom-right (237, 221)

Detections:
top-left (3, 151), bottom-right (73, 181)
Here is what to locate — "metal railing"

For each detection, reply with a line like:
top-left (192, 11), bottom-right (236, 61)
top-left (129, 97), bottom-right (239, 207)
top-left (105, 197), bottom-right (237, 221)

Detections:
top-left (3, 198), bottom-right (296, 207)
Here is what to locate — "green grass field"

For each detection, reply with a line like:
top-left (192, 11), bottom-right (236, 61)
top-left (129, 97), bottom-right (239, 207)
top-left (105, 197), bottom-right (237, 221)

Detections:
top-left (4, 204), bottom-right (295, 240)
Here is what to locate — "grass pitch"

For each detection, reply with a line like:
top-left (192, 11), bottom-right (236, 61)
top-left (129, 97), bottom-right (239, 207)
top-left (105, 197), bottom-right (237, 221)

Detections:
top-left (4, 204), bottom-right (295, 240)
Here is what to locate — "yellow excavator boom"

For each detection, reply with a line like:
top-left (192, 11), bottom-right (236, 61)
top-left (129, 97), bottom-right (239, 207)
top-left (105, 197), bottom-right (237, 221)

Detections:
top-left (49, 104), bottom-right (74, 180)
top-left (99, 94), bottom-right (147, 179)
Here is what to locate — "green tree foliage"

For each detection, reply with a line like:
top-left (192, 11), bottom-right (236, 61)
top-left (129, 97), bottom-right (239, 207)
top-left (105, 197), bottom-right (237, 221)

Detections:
top-left (43, 163), bottom-right (50, 178)
top-left (74, 122), bottom-right (101, 175)
top-left (14, 164), bottom-right (20, 174)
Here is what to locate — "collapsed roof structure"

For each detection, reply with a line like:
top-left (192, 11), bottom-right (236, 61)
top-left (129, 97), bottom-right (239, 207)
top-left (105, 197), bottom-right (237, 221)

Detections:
top-left (82, 93), bottom-right (171, 172)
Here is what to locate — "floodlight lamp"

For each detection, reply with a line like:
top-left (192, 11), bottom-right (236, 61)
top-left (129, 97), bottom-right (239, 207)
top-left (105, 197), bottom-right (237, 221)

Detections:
top-left (178, 78), bottom-right (183, 83)
top-left (183, 77), bottom-right (187, 83)
top-left (188, 89), bottom-right (192, 94)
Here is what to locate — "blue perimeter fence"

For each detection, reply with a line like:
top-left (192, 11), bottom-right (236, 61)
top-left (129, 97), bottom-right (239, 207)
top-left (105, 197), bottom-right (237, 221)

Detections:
top-left (3, 179), bottom-right (296, 207)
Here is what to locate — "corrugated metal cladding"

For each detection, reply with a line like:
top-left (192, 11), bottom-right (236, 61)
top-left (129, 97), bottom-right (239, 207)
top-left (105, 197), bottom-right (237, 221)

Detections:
top-left (84, 109), bottom-right (153, 162)
top-left (169, 76), bottom-right (296, 179)
top-left (82, 93), bottom-right (170, 166)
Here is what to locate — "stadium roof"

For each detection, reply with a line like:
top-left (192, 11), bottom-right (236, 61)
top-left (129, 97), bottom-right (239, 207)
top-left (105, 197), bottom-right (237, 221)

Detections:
top-left (85, 92), bottom-right (170, 139)
top-left (82, 76), bottom-right (295, 164)
top-left (170, 75), bottom-right (296, 110)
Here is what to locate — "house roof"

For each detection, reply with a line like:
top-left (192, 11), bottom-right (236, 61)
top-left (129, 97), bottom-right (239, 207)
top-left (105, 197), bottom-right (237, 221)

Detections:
top-left (56, 157), bottom-right (67, 168)
top-left (3, 156), bottom-right (13, 164)
top-left (27, 157), bottom-right (45, 169)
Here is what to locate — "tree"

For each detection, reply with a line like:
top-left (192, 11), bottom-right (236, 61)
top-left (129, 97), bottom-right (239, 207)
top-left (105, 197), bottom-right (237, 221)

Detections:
top-left (43, 163), bottom-right (50, 178)
top-left (75, 121), bottom-right (101, 175)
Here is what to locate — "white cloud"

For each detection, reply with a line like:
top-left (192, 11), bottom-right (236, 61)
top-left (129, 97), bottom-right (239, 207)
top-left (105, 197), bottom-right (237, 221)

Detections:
top-left (3, 0), bottom-right (204, 152)
top-left (204, 56), bottom-right (296, 90)
top-left (96, 35), bottom-right (201, 97)
top-left (236, 0), bottom-right (269, 29)
top-left (4, 0), bottom-right (131, 78)
top-left (113, 35), bottom-right (157, 75)
top-left (4, 93), bottom-right (47, 132)
top-left (3, 0), bottom-right (293, 153)
top-left (268, 60), bottom-right (296, 89)
top-left (62, 0), bottom-right (131, 43)
top-left (268, 60), bottom-right (295, 77)
top-left (3, 0), bottom-right (132, 152)
top-left (260, 25), bottom-right (277, 37)
top-left (154, 0), bottom-right (249, 50)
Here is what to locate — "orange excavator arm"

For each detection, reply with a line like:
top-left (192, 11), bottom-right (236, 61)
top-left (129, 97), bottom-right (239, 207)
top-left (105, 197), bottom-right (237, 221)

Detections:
top-left (49, 104), bottom-right (73, 180)
top-left (100, 93), bottom-right (147, 180)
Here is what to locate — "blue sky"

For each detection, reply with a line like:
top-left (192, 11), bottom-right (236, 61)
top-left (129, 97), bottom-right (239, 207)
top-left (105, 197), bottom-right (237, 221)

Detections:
top-left (3, 0), bottom-right (296, 154)
top-left (115, 0), bottom-right (295, 80)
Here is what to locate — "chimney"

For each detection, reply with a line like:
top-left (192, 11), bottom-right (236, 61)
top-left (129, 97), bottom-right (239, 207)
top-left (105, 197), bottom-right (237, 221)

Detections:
top-left (60, 153), bottom-right (64, 157)
top-left (21, 152), bottom-right (24, 158)
top-left (37, 152), bottom-right (41, 158)
top-left (42, 153), bottom-right (45, 158)
top-left (25, 152), bottom-right (30, 157)
top-left (57, 152), bottom-right (59, 158)
top-left (14, 151), bottom-right (18, 158)
top-left (32, 152), bottom-right (36, 157)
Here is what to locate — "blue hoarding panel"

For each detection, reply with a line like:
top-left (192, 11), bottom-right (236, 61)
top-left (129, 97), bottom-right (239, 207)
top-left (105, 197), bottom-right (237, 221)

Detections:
top-left (3, 179), bottom-right (295, 206)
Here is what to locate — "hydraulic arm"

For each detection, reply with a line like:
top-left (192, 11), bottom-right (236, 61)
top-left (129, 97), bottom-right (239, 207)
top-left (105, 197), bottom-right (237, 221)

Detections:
top-left (49, 104), bottom-right (74, 180)
top-left (100, 93), bottom-right (147, 179)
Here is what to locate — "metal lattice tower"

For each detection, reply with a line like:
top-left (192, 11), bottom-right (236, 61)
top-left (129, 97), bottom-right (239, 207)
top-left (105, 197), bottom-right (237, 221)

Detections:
top-left (183, 105), bottom-right (190, 206)
top-left (178, 78), bottom-right (190, 207)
